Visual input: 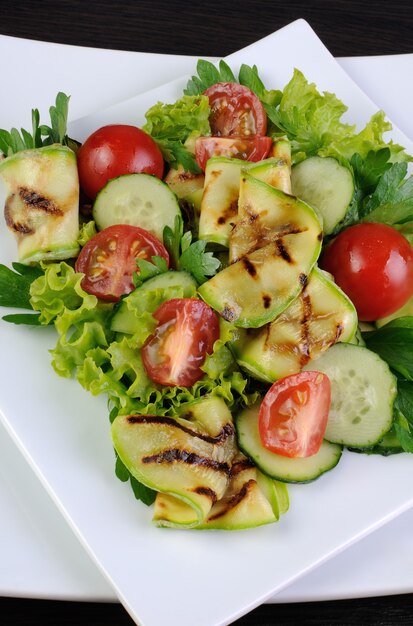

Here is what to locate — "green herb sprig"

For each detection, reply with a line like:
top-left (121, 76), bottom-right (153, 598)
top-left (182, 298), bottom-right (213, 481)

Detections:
top-left (0, 92), bottom-right (70, 157)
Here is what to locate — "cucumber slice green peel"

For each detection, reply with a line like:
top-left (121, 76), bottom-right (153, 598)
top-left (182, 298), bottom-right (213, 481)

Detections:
top-left (304, 343), bottom-right (397, 448)
top-left (291, 156), bottom-right (354, 235)
top-left (236, 404), bottom-right (342, 484)
top-left (93, 172), bottom-right (181, 242)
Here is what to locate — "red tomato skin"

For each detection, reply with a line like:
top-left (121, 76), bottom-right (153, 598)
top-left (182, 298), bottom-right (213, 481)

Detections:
top-left (77, 125), bottom-right (164, 199)
top-left (321, 223), bottom-right (413, 321)
top-left (141, 298), bottom-right (220, 387)
top-left (195, 136), bottom-right (272, 171)
top-left (75, 224), bottom-right (169, 302)
top-left (204, 83), bottom-right (267, 137)
top-left (259, 371), bottom-right (331, 458)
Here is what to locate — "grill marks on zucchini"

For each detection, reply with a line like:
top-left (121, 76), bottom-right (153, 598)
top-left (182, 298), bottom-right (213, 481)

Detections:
top-left (112, 397), bottom-right (238, 526)
top-left (199, 173), bottom-right (322, 328)
top-left (142, 449), bottom-right (231, 474)
top-left (0, 145), bottom-right (80, 263)
top-left (126, 415), bottom-right (234, 445)
top-left (198, 157), bottom-right (245, 246)
top-left (153, 453), bottom-right (288, 530)
top-left (231, 268), bottom-right (358, 382)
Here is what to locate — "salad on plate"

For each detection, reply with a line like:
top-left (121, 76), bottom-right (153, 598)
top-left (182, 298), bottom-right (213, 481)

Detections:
top-left (1, 59), bottom-right (413, 531)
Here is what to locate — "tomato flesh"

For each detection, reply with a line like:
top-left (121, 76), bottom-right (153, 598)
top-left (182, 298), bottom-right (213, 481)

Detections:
top-left (321, 223), bottom-right (413, 321)
top-left (77, 124), bottom-right (164, 199)
top-left (195, 136), bottom-right (272, 171)
top-left (204, 83), bottom-right (267, 137)
top-left (141, 298), bottom-right (220, 387)
top-left (75, 224), bottom-right (169, 301)
top-left (259, 371), bottom-right (331, 458)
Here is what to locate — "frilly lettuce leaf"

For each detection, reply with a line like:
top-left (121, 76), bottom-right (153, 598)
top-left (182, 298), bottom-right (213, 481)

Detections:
top-left (268, 69), bottom-right (354, 161)
top-left (78, 220), bottom-right (97, 246)
top-left (269, 70), bottom-right (411, 165)
top-left (319, 111), bottom-right (411, 164)
top-left (30, 262), bottom-right (100, 325)
top-left (30, 262), bottom-right (256, 420)
top-left (143, 94), bottom-right (211, 142)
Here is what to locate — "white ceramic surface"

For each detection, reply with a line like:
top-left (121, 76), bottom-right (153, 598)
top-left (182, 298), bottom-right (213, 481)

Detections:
top-left (0, 20), bottom-right (411, 623)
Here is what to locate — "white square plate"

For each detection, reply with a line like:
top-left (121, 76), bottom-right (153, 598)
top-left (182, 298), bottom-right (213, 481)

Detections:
top-left (1, 20), bottom-right (413, 626)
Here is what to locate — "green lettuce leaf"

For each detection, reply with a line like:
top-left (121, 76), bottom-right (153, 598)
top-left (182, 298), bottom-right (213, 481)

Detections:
top-left (29, 262), bottom-right (98, 325)
top-left (268, 69), bottom-right (354, 161)
top-left (143, 95), bottom-right (210, 142)
top-left (320, 111), bottom-right (411, 164)
top-left (143, 94), bottom-right (211, 173)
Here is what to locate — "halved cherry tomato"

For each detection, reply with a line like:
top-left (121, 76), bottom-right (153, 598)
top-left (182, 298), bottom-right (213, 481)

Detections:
top-left (75, 224), bottom-right (169, 301)
top-left (195, 136), bottom-right (272, 171)
top-left (141, 298), bottom-right (220, 387)
top-left (204, 83), bottom-right (267, 137)
top-left (321, 223), bottom-right (413, 321)
top-left (77, 125), bottom-right (164, 200)
top-left (258, 371), bottom-right (331, 458)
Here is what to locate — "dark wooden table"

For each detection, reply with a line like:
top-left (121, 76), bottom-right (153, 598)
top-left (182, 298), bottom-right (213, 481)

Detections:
top-left (1, 1), bottom-right (413, 624)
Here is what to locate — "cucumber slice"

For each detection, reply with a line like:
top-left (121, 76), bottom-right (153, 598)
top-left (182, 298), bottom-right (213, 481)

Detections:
top-left (236, 404), bottom-right (342, 483)
top-left (291, 156), bottom-right (354, 235)
top-left (93, 173), bottom-right (181, 241)
top-left (303, 343), bottom-right (397, 447)
top-left (349, 427), bottom-right (403, 456)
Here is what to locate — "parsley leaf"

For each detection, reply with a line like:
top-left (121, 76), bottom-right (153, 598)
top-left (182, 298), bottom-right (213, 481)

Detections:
top-left (351, 148), bottom-right (393, 196)
top-left (363, 317), bottom-right (413, 380)
top-left (361, 163), bottom-right (413, 224)
top-left (0, 92), bottom-right (70, 157)
top-left (184, 60), bottom-right (236, 95)
top-left (155, 138), bottom-right (202, 174)
top-left (238, 63), bottom-right (282, 108)
top-left (133, 256), bottom-right (169, 288)
top-left (163, 215), bottom-right (221, 284)
top-left (179, 238), bottom-right (221, 285)
top-left (163, 215), bottom-right (184, 268)
top-left (0, 262), bottom-right (43, 309)
top-left (115, 454), bottom-right (157, 506)
top-left (393, 381), bottom-right (413, 453)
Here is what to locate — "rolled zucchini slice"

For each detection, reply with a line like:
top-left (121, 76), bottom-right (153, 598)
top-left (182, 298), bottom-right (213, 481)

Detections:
top-left (198, 157), bottom-right (245, 247)
top-left (112, 397), bottom-right (237, 527)
top-left (231, 267), bottom-right (358, 383)
top-left (247, 138), bottom-right (291, 194)
top-left (0, 145), bottom-right (80, 263)
top-left (154, 455), bottom-right (287, 530)
top-left (199, 173), bottom-right (322, 328)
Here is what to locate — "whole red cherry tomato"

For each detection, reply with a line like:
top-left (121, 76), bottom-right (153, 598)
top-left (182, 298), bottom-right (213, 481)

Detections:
top-left (259, 371), bottom-right (331, 458)
top-left (321, 223), bottom-right (413, 321)
top-left (75, 224), bottom-right (169, 301)
top-left (77, 125), bottom-right (164, 199)
top-left (141, 298), bottom-right (220, 387)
